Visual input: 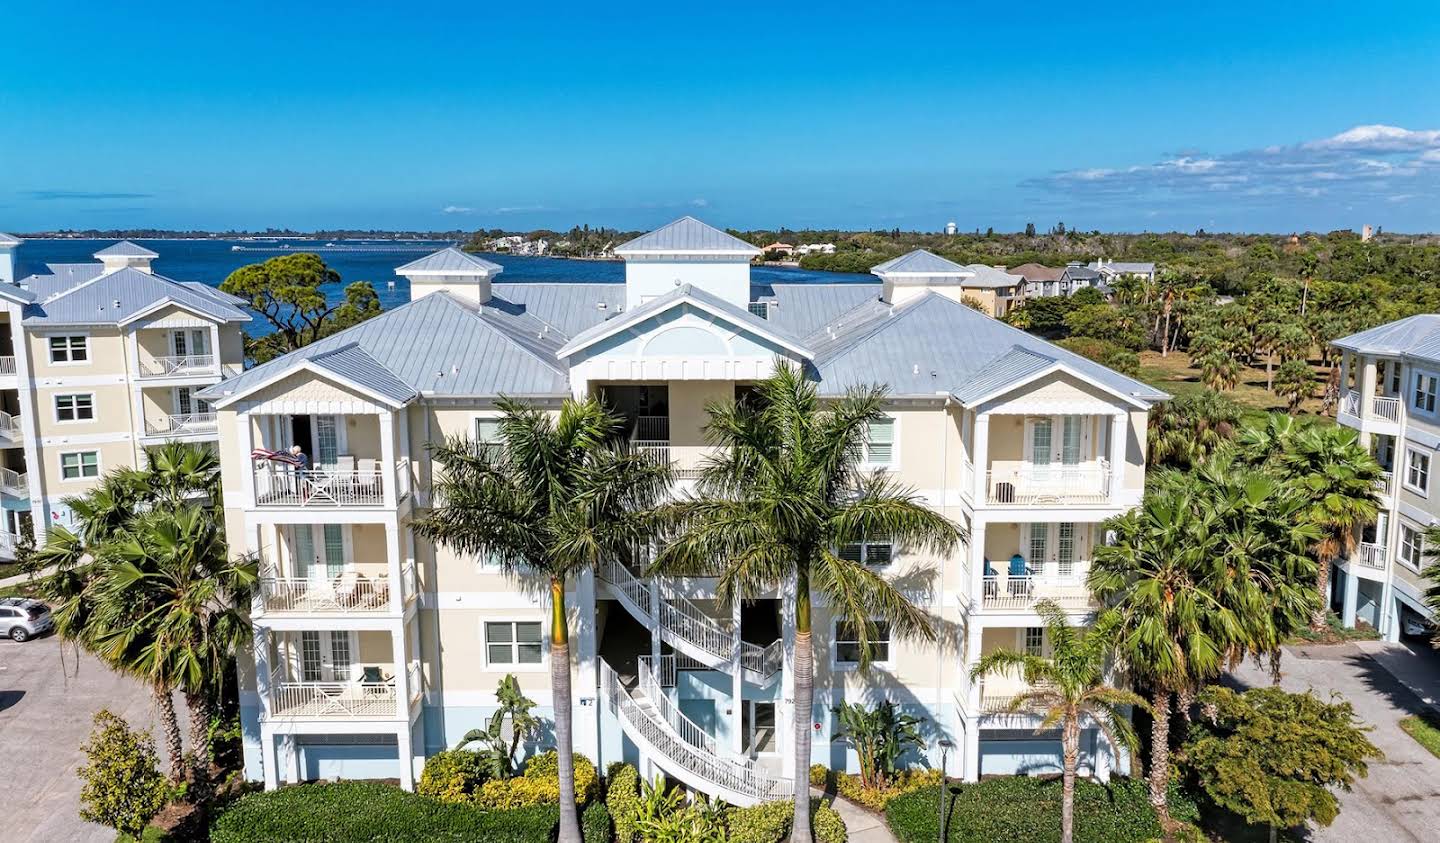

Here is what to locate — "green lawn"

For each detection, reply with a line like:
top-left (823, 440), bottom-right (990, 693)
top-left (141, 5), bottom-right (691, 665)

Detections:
top-left (1137, 350), bottom-right (1335, 426)
top-left (1400, 713), bottom-right (1440, 759)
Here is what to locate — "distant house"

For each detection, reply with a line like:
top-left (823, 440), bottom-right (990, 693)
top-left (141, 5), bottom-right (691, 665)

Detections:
top-left (1009, 263), bottom-right (1065, 298)
top-left (1060, 262), bottom-right (1108, 296)
top-left (869, 250), bottom-right (1023, 318)
top-left (762, 242), bottom-right (794, 257)
top-left (795, 243), bottom-right (836, 256)
top-left (1089, 259), bottom-right (1156, 285)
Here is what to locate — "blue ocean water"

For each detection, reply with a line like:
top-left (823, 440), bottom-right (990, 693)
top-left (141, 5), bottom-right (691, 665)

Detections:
top-left (10, 239), bottom-right (873, 335)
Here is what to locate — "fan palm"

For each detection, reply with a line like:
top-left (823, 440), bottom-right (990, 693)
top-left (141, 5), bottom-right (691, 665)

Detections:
top-left (653, 363), bottom-right (963, 843)
top-left (1237, 416), bottom-right (1380, 628)
top-left (970, 602), bottom-right (1148, 843)
top-left (1145, 390), bottom-right (1241, 469)
top-left (411, 397), bottom-right (672, 843)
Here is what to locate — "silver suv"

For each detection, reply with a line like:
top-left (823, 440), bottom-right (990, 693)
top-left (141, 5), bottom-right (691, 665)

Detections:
top-left (0, 597), bottom-right (53, 642)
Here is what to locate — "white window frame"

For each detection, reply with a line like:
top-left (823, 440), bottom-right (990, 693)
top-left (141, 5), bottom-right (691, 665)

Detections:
top-left (1023, 627), bottom-right (1045, 657)
top-left (475, 415), bottom-right (504, 459)
top-left (482, 619), bottom-right (546, 671)
top-left (832, 619), bottom-right (893, 670)
top-left (47, 333), bottom-right (90, 366)
top-left (58, 449), bottom-right (101, 482)
top-left (1414, 371), bottom-right (1438, 415)
top-left (53, 392), bottom-right (96, 424)
top-left (1404, 447), bottom-right (1430, 497)
top-left (860, 415), bottom-right (898, 468)
top-left (1399, 524), bottom-right (1424, 572)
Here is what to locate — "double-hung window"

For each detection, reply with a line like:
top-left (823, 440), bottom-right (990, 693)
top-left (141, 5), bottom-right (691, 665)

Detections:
top-left (1415, 373), bottom-right (1437, 414)
top-left (835, 621), bottom-right (891, 665)
top-left (1400, 525), bottom-right (1424, 571)
top-left (1406, 449), bottom-right (1430, 494)
top-left (49, 335), bottom-right (88, 364)
top-left (60, 451), bottom-right (99, 480)
top-left (862, 416), bottom-right (895, 466)
top-left (485, 621), bottom-right (543, 666)
top-left (55, 394), bottom-right (94, 422)
top-left (837, 538), bottom-right (893, 567)
top-left (1024, 627), bottom-right (1044, 656)
top-left (476, 418), bottom-right (503, 459)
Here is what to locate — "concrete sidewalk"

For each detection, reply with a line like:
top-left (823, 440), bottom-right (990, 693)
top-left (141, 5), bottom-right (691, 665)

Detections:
top-left (813, 788), bottom-right (898, 843)
top-left (0, 563), bottom-right (57, 590)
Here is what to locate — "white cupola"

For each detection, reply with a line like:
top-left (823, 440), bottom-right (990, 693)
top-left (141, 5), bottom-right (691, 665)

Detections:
top-left (95, 240), bottom-right (158, 274)
top-left (396, 247), bottom-right (504, 304)
top-left (614, 216), bottom-right (761, 310)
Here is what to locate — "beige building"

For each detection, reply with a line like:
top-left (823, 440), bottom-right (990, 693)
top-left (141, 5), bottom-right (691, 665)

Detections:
top-left (0, 236), bottom-right (249, 550)
top-left (870, 250), bottom-right (1024, 318)
top-left (1331, 315), bottom-right (1440, 640)
top-left (198, 218), bottom-right (1166, 798)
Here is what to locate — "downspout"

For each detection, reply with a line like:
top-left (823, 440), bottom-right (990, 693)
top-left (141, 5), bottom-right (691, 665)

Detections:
top-left (936, 392), bottom-right (954, 773)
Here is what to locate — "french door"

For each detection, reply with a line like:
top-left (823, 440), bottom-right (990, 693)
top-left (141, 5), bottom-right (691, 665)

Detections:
top-left (278, 414), bottom-right (344, 469)
top-left (1026, 416), bottom-right (1090, 483)
top-left (297, 630), bottom-right (356, 683)
top-left (1026, 522), bottom-right (1083, 580)
top-left (290, 524), bottom-right (349, 580)
top-left (172, 387), bottom-right (213, 417)
top-left (171, 329), bottom-right (210, 358)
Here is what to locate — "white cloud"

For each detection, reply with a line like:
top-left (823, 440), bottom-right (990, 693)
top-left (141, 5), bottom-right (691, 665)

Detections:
top-left (441, 205), bottom-right (473, 214)
top-left (689, 198), bottom-right (709, 208)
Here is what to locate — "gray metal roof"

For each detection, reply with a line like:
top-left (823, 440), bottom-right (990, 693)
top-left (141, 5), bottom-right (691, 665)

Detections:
top-left (94, 240), bottom-right (159, 258)
top-left (557, 283), bottom-right (809, 358)
top-left (806, 292), bottom-right (1168, 403)
top-left (23, 267), bottom-right (251, 326)
top-left (0, 233), bottom-right (20, 247)
top-left (492, 283), bottom-right (624, 336)
top-left (870, 250), bottom-right (971, 276)
top-left (1091, 261), bottom-right (1156, 274)
top-left (200, 291), bottom-right (572, 405)
top-left (19, 265), bottom-right (106, 300)
top-left (754, 282), bottom-right (880, 337)
top-left (960, 264), bottom-right (1025, 290)
top-left (396, 247), bottom-right (504, 275)
top-left (0, 283), bottom-right (35, 304)
top-left (615, 217), bottom-right (761, 255)
top-left (307, 344), bottom-right (419, 404)
top-left (1331, 314), bottom-right (1440, 360)
top-left (180, 282), bottom-right (249, 307)
top-left (1008, 263), bottom-right (1063, 282)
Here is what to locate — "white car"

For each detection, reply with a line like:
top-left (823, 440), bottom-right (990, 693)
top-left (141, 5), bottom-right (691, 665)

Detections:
top-left (0, 597), bottom-right (53, 642)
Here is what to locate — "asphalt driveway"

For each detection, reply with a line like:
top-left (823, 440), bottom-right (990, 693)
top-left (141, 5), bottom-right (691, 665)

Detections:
top-left (1228, 640), bottom-right (1440, 842)
top-left (0, 634), bottom-right (185, 843)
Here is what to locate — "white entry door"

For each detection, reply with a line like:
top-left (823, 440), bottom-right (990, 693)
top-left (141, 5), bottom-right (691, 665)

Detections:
top-left (297, 630), bottom-right (357, 682)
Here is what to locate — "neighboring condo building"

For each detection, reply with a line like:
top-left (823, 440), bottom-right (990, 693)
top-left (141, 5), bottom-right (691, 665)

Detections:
top-left (201, 218), bottom-right (1166, 800)
top-left (0, 235), bottom-right (249, 550)
top-left (1330, 315), bottom-right (1440, 640)
top-left (869, 250), bottom-right (1025, 318)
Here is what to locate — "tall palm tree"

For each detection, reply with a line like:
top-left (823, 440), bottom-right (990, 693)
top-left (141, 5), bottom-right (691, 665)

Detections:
top-left (970, 602), bottom-right (1148, 843)
top-left (1237, 416), bottom-right (1380, 629)
top-left (412, 397), bottom-right (671, 843)
top-left (654, 363), bottom-right (963, 843)
top-left (1089, 480), bottom-right (1246, 825)
top-left (1145, 390), bottom-right (1242, 469)
top-left (91, 506), bottom-right (257, 779)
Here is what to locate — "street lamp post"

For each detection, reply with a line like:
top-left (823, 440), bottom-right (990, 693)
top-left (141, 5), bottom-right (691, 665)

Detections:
top-left (938, 737), bottom-right (954, 841)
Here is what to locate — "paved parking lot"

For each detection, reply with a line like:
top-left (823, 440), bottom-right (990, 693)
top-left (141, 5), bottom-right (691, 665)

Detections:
top-left (0, 634), bottom-right (185, 843)
top-left (1229, 640), bottom-right (1440, 842)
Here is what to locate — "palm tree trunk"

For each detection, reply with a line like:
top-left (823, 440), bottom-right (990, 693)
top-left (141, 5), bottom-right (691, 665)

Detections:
top-left (1269, 649), bottom-right (1284, 686)
top-left (1061, 715), bottom-right (1078, 843)
top-left (791, 577), bottom-right (814, 843)
top-left (154, 684), bottom-right (184, 783)
top-left (1148, 687), bottom-right (1171, 827)
top-left (186, 688), bottom-right (214, 781)
top-left (1313, 555), bottom-right (1333, 631)
top-left (550, 577), bottom-right (581, 843)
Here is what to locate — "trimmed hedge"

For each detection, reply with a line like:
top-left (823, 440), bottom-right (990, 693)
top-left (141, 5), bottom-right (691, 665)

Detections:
top-left (885, 776), bottom-right (1198, 843)
top-left (582, 800), bottom-right (612, 843)
top-left (209, 780), bottom-right (559, 842)
top-left (810, 763), bottom-right (943, 812)
top-left (475, 750), bottom-right (598, 808)
top-left (418, 749), bottom-right (489, 804)
top-left (605, 762), bottom-right (641, 843)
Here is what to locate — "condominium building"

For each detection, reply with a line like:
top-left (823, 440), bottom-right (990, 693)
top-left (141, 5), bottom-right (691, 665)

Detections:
top-left (1330, 316), bottom-right (1440, 640)
top-left (202, 217), bottom-right (1166, 799)
top-left (0, 235), bottom-right (249, 550)
top-left (869, 250), bottom-right (1025, 318)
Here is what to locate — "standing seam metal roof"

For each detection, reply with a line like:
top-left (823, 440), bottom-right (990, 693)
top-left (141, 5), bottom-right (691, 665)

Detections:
top-left (869, 249), bottom-right (971, 275)
top-left (94, 240), bottom-right (159, 258)
top-left (615, 217), bottom-right (761, 254)
top-left (23, 267), bottom-right (251, 325)
top-left (395, 247), bottom-right (504, 275)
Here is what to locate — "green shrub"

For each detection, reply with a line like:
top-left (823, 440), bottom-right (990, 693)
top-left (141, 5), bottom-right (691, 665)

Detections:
top-left (813, 801), bottom-right (848, 843)
top-left (76, 710), bottom-right (170, 839)
top-left (606, 763), bottom-right (641, 843)
top-left (582, 799), bottom-right (612, 843)
top-left (809, 764), bottom-right (833, 789)
top-left (474, 750), bottom-right (598, 808)
top-left (209, 780), bottom-right (559, 842)
top-left (1056, 336), bottom-right (1141, 376)
top-left (884, 776), bottom-right (1198, 843)
top-left (725, 798), bottom-right (845, 843)
top-left (810, 763), bottom-right (941, 812)
top-left (419, 749), bottom-right (490, 804)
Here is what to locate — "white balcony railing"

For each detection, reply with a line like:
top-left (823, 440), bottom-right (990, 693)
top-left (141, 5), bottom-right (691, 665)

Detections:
top-left (0, 468), bottom-right (28, 497)
top-left (401, 560), bottom-right (418, 607)
top-left (1356, 542), bottom-right (1387, 570)
top-left (1342, 389), bottom-right (1361, 417)
top-left (634, 441), bottom-right (721, 480)
top-left (407, 660), bottom-right (422, 705)
top-left (1372, 395), bottom-right (1402, 423)
top-left (0, 356), bottom-right (15, 376)
top-left (144, 412), bottom-right (218, 437)
top-left (1375, 471), bottom-right (1394, 497)
top-left (252, 460), bottom-right (410, 508)
top-left (0, 410), bottom-right (22, 442)
top-left (258, 573), bottom-right (392, 613)
top-left (986, 460), bottom-right (1112, 506)
top-left (981, 574), bottom-right (1094, 611)
top-left (268, 679), bottom-right (397, 719)
top-left (139, 353), bottom-right (216, 377)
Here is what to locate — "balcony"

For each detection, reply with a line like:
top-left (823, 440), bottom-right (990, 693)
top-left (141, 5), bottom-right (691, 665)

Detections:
top-left (634, 442), bottom-right (720, 480)
top-left (1375, 471), bottom-right (1394, 498)
top-left (982, 573), bottom-right (1094, 612)
top-left (252, 459), bottom-right (411, 508)
top-left (1356, 542), bottom-right (1387, 570)
top-left (985, 460), bottom-right (1112, 506)
top-left (144, 412), bottom-right (218, 438)
top-left (267, 670), bottom-right (399, 719)
top-left (138, 353), bottom-right (216, 379)
top-left (1342, 389), bottom-right (1404, 425)
top-left (257, 561), bottom-right (416, 615)
top-left (0, 468), bottom-right (27, 498)
top-left (0, 411), bottom-right (22, 444)
top-left (0, 356), bottom-right (14, 376)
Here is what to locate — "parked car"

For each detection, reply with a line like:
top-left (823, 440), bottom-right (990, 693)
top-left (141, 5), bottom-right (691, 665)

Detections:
top-left (1403, 615), bottom-right (1432, 639)
top-left (0, 597), bottom-right (53, 642)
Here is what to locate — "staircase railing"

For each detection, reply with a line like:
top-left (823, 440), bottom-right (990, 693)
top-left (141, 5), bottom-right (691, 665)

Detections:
top-left (637, 656), bottom-right (716, 756)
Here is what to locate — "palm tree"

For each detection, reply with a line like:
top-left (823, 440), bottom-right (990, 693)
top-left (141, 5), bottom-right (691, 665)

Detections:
top-left (1145, 390), bottom-right (1242, 469)
top-left (654, 363), bottom-right (962, 843)
top-left (1089, 480), bottom-right (1246, 825)
top-left (1238, 416), bottom-right (1381, 629)
top-left (970, 602), bottom-right (1148, 843)
top-left (412, 397), bottom-right (671, 843)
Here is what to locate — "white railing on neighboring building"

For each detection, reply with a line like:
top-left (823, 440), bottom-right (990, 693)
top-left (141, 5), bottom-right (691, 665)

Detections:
top-left (139, 353), bottom-right (216, 377)
top-left (1372, 395), bottom-right (1402, 423)
top-left (0, 410), bottom-right (23, 442)
top-left (0, 356), bottom-right (15, 376)
top-left (986, 460), bottom-right (1111, 506)
top-left (1342, 390), bottom-right (1361, 417)
top-left (981, 574), bottom-right (1094, 611)
top-left (0, 468), bottom-right (28, 497)
top-left (601, 660), bottom-right (790, 805)
top-left (634, 415), bottom-right (670, 441)
top-left (1356, 542), bottom-right (1387, 570)
top-left (740, 639), bottom-right (785, 678)
top-left (258, 572), bottom-right (392, 613)
top-left (268, 675), bottom-right (397, 719)
top-left (145, 412), bottom-right (218, 437)
top-left (1376, 472), bottom-right (1394, 497)
top-left (634, 442), bottom-right (720, 480)
top-left (253, 460), bottom-right (410, 508)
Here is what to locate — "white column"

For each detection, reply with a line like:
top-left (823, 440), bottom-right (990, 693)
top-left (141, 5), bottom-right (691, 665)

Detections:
top-left (10, 303), bottom-right (47, 541)
top-left (379, 411), bottom-right (398, 508)
top-left (779, 577), bottom-right (797, 779)
top-left (284, 735), bottom-right (301, 784)
top-left (972, 413), bottom-right (990, 504)
top-left (1339, 353), bottom-right (1351, 395)
top-left (208, 323), bottom-right (221, 375)
top-left (384, 521), bottom-right (403, 613)
top-left (397, 724), bottom-right (416, 790)
top-left (260, 724), bottom-right (279, 790)
top-left (390, 617), bottom-right (410, 719)
top-left (731, 600), bottom-right (744, 756)
top-left (648, 573), bottom-right (662, 663)
top-left (574, 569), bottom-right (600, 762)
top-left (237, 412), bottom-right (256, 507)
top-left (1359, 357), bottom-right (1378, 419)
top-left (961, 714), bottom-right (980, 782)
top-left (1109, 413), bottom-right (1127, 497)
top-left (1094, 726), bottom-right (1112, 783)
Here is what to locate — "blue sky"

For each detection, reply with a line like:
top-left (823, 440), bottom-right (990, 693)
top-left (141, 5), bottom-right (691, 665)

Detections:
top-left (4, 1), bottom-right (1439, 233)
